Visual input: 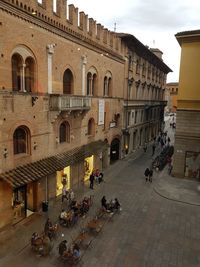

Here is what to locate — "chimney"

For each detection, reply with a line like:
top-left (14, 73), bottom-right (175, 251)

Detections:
top-left (150, 48), bottom-right (163, 60)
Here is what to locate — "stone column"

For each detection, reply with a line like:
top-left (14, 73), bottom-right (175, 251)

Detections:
top-left (20, 63), bottom-right (26, 92)
top-left (81, 55), bottom-right (87, 95)
top-left (47, 44), bottom-right (55, 94)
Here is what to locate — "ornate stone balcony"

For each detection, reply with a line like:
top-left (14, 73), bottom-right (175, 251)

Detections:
top-left (49, 94), bottom-right (91, 111)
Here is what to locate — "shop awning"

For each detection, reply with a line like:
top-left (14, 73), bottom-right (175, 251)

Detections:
top-left (0, 140), bottom-right (108, 188)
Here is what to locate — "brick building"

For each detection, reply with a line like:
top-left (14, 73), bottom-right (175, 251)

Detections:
top-left (0, 0), bottom-right (171, 228)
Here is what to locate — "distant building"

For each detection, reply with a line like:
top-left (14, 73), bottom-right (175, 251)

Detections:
top-left (118, 34), bottom-right (171, 155)
top-left (173, 30), bottom-right (200, 178)
top-left (166, 82), bottom-right (178, 112)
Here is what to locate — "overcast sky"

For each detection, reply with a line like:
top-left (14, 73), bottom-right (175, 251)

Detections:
top-left (68, 0), bottom-right (200, 83)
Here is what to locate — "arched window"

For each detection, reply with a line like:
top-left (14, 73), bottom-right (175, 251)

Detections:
top-left (103, 77), bottom-right (107, 96)
top-left (86, 67), bottom-right (98, 96)
top-left (103, 71), bottom-right (112, 97)
top-left (142, 63), bottom-right (146, 77)
top-left (108, 77), bottom-right (112, 96)
top-left (87, 72), bottom-right (92, 95)
top-left (136, 59), bottom-right (140, 74)
top-left (88, 118), bottom-right (95, 136)
top-left (12, 53), bottom-right (23, 91)
top-left (59, 122), bottom-right (70, 143)
top-left (13, 126), bottom-right (29, 154)
top-left (25, 57), bottom-right (35, 92)
top-left (11, 47), bottom-right (36, 92)
top-left (92, 73), bottom-right (97, 96)
top-left (63, 69), bottom-right (73, 94)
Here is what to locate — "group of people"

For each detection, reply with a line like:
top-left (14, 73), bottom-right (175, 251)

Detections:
top-left (59, 209), bottom-right (78, 227)
top-left (89, 169), bottom-right (104, 189)
top-left (31, 232), bottom-right (52, 256)
top-left (44, 218), bottom-right (58, 240)
top-left (157, 131), bottom-right (171, 149)
top-left (58, 240), bottom-right (81, 261)
top-left (59, 196), bottom-right (92, 227)
top-left (62, 188), bottom-right (75, 203)
top-left (101, 196), bottom-right (121, 212)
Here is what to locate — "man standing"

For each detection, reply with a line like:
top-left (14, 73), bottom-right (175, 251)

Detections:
top-left (149, 169), bottom-right (153, 183)
top-left (89, 172), bottom-right (95, 189)
top-left (144, 168), bottom-right (150, 182)
top-left (152, 143), bottom-right (156, 156)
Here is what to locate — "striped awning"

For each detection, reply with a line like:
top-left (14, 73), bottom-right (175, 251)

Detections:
top-left (0, 140), bottom-right (108, 188)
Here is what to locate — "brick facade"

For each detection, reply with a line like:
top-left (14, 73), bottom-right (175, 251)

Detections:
top-left (0, 0), bottom-right (171, 228)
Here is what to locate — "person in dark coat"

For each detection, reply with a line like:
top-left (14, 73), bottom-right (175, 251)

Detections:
top-left (144, 168), bottom-right (150, 182)
top-left (89, 172), bottom-right (95, 189)
top-left (58, 240), bottom-right (67, 256)
top-left (152, 143), bottom-right (156, 156)
top-left (101, 196), bottom-right (108, 210)
top-left (149, 169), bottom-right (153, 183)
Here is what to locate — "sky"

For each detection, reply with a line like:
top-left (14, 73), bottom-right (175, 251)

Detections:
top-left (67, 0), bottom-right (200, 83)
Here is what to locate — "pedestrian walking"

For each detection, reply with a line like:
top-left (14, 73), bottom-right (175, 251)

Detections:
top-left (62, 186), bottom-right (68, 202)
top-left (69, 189), bottom-right (75, 204)
top-left (89, 172), bottom-right (95, 189)
top-left (148, 169), bottom-right (153, 183)
top-left (152, 143), bottom-right (156, 156)
top-left (144, 168), bottom-right (150, 182)
top-left (143, 142), bottom-right (147, 152)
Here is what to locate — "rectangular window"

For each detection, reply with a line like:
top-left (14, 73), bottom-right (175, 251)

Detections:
top-left (135, 111), bottom-right (137, 124)
top-left (127, 111), bottom-right (131, 126)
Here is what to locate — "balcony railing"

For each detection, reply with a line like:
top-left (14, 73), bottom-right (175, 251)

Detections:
top-left (50, 95), bottom-right (91, 111)
top-left (123, 99), bottom-right (167, 107)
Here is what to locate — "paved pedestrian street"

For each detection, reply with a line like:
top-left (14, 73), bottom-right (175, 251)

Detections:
top-left (1, 133), bottom-right (200, 266)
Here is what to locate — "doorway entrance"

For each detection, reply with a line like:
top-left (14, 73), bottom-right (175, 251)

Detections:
top-left (13, 185), bottom-right (27, 223)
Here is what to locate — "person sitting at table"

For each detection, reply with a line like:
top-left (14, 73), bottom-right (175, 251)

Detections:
top-left (31, 232), bottom-right (42, 248)
top-left (70, 200), bottom-right (77, 210)
top-left (42, 235), bottom-right (52, 256)
top-left (101, 196), bottom-right (108, 210)
top-left (69, 209), bottom-right (77, 225)
top-left (58, 240), bottom-right (68, 257)
top-left (73, 243), bottom-right (81, 259)
top-left (59, 208), bottom-right (66, 221)
top-left (108, 199), bottom-right (115, 212)
top-left (114, 198), bottom-right (121, 210)
top-left (82, 197), bottom-right (90, 213)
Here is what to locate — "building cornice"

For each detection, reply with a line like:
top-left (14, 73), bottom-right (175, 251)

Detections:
top-left (0, 1), bottom-right (124, 64)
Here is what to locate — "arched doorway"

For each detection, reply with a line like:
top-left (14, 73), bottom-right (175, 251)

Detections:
top-left (110, 138), bottom-right (120, 163)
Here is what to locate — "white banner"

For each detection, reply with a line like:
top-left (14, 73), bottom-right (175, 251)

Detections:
top-left (98, 99), bottom-right (105, 125)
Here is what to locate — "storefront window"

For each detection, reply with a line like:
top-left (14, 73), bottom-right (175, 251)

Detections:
top-left (185, 152), bottom-right (200, 179)
top-left (56, 166), bottom-right (70, 196)
top-left (84, 156), bottom-right (94, 181)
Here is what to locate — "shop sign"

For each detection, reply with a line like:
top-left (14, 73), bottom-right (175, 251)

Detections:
top-left (110, 121), bottom-right (116, 128)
